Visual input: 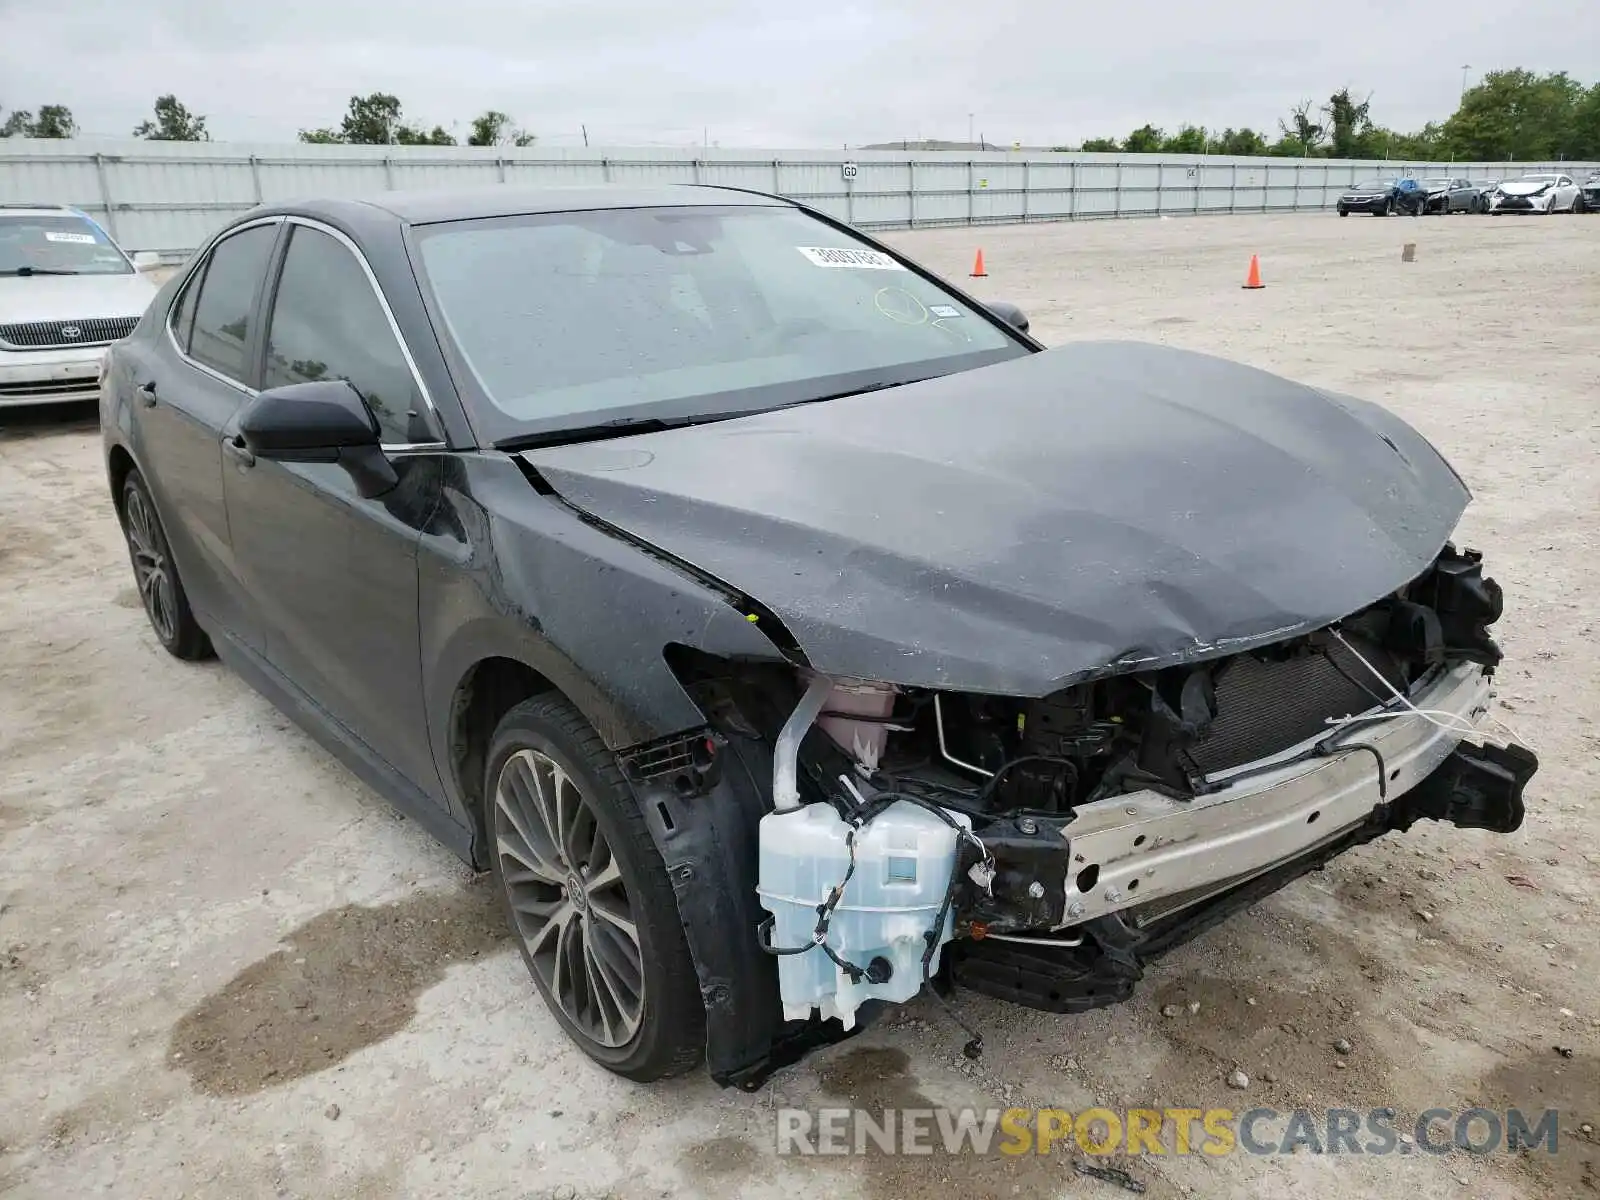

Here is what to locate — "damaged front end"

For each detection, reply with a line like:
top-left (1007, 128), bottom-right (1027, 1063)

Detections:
top-left (636, 544), bottom-right (1537, 1087)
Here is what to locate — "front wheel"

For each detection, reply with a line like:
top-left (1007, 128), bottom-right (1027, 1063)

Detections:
top-left (119, 469), bottom-right (212, 660)
top-left (1337, 206), bottom-right (1349, 217)
top-left (486, 693), bottom-right (705, 1081)
top-left (1377, 198), bottom-right (1393, 216)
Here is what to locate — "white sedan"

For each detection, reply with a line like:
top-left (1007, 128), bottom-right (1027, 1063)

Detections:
top-left (1489, 173), bottom-right (1584, 214)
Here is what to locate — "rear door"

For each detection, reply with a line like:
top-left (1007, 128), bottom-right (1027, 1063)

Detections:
top-left (132, 220), bottom-right (280, 651)
top-left (221, 218), bottom-right (445, 791)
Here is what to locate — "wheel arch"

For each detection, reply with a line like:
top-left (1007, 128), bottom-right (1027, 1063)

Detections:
top-left (445, 653), bottom-right (560, 868)
top-left (106, 442), bottom-right (138, 523)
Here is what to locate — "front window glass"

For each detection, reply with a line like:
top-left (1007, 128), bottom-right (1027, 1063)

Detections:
top-left (414, 204), bottom-right (1026, 440)
top-left (264, 225), bottom-right (432, 445)
top-left (0, 213), bottom-right (133, 276)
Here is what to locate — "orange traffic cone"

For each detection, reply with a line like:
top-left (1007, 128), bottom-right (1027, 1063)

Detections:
top-left (1242, 254), bottom-right (1264, 289)
top-left (970, 249), bottom-right (987, 277)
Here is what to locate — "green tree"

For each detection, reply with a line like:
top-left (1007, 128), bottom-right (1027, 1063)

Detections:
top-left (395, 124), bottom-right (457, 146)
top-left (467, 110), bottom-right (535, 147)
top-left (133, 94), bottom-right (209, 141)
top-left (297, 94), bottom-right (461, 146)
top-left (32, 105), bottom-right (77, 138)
top-left (340, 92), bottom-right (404, 144)
top-left (1323, 88), bottom-right (1373, 158)
top-left (1122, 124), bottom-right (1164, 153)
top-left (1441, 69), bottom-right (1584, 160)
top-left (1215, 127), bottom-right (1269, 155)
top-left (1572, 83), bottom-right (1600, 158)
top-left (1275, 100), bottom-right (1325, 156)
top-left (1, 104), bottom-right (76, 138)
top-left (1076, 137), bottom-right (1120, 152)
top-left (1160, 124), bottom-right (1207, 153)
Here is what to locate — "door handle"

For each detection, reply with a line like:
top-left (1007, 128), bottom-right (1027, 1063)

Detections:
top-left (222, 435), bottom-right (255, 469)
top-left (135, 381), bottom-right (157, 408)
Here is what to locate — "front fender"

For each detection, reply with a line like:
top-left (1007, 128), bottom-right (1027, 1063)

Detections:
top-left (418, 453), bottom-right (788, 825)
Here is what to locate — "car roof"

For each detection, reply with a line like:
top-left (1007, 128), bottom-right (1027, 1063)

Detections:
top-left (272, 184), bottom-right (793, 228)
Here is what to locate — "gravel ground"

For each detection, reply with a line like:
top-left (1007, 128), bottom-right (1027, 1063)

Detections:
top-left (1, 211), bottom-right (1596, 1200)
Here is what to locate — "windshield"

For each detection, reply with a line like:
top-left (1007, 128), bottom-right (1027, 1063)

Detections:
top-left (413, 204), bottom-right (1028, 442)
top-left (1351, 180), bottom-right (1391, 192)
top-left (1421, 178), bottom-right (1451, 189)
top-left (1518, 175), bottom-right (1559, 184)
top-left (0, 213), bottom-right (133, 276)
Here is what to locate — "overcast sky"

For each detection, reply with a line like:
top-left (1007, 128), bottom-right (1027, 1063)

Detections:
top-left (3, 0), bottom-right (1596, 147)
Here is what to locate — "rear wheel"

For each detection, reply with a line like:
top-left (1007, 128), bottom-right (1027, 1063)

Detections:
top-left (120, 470), bottom-right (212, 660)
top-left (486, 693), bottom-right (705, 1081)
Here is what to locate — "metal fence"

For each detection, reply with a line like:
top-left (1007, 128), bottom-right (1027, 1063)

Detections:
top-left (2, 137), bottom-right (1595, 257)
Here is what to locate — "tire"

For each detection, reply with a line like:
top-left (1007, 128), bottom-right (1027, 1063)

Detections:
top-left (119, 469), bottom-right (212, 660)
top-left (485, 692), bottom-right (705, 1081)
top-left (1337, 206), bottom-right (1348, 217)
top-left (1377, 198), bottom-right (1392, 216)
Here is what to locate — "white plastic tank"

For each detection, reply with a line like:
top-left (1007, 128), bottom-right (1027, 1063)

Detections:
top-left (756, 799), bottom-right (967, 1028)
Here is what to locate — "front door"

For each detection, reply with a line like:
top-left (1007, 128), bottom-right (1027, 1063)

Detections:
top-left (133, 221), bottom-right (279, 651)
top-left (221, 220), bottom-right (445, 793)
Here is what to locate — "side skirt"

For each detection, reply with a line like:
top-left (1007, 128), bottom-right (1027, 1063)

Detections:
top-left (207, 622), bottom-right (474, 863)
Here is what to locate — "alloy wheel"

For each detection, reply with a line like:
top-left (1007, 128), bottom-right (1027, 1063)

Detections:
top-left (124, 485), bottom-right (177, 643)
top-left (493, 748), bottom-right (644, 1047)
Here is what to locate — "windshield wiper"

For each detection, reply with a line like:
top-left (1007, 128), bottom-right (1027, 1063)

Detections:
top-left (0, 267), bottom-right (82, 277)
top-left (494, 414), bottom-right (718, 452)
top-left (494, 378), bottom-right (937, 453)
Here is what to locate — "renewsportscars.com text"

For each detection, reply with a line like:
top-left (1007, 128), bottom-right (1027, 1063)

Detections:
top-left (775, 1106), bottom-right (1562, 1158)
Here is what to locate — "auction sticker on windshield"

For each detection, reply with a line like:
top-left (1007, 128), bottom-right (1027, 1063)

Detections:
top-left (796, 246), bottom-right (906, 270)
top-left (44, 231), bottom-right (99, 245)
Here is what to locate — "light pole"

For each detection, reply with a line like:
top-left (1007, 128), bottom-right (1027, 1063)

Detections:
top-left (1460, 65), bottom-right (1470, 100)
top-left (968, 112), bottom-right (974, 147)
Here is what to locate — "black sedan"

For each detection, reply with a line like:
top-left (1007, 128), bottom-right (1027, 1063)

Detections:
top-left (101, 186), bottom-right (1536, 1087)
top-left (1584, 173), bottom-right (1600, 211)
top-left (1335, 178), bottom-right (1400, 216)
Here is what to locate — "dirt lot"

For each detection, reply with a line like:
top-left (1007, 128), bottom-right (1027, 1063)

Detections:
top-left (1, 212), bottom-right (1596, 1200)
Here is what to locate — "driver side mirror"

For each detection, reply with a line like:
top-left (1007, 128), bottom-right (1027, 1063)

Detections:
top-left (237, 379), bottom-right (399, 499)
top-left (986, 301), bottom-right (1030, 335)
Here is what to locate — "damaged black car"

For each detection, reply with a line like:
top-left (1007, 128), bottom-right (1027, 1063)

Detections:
top-left (100, 185), bottom-right (1538, 1087)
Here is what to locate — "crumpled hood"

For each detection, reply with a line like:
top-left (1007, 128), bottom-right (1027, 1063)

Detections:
top-left (1497, 180), bottom-right (1556, 196)
top-left (0, 271), bottom-right (157, 326)
top-left (525, 342), bottom-right (1469, 695)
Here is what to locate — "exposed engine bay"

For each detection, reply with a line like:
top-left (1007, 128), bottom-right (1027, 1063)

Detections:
top-left (654, 543), bottom-right (1537, 1071)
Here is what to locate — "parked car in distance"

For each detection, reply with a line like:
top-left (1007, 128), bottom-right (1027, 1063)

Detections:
top-left (1420, 177), bottom-right (1483, 214)
top-left (1490, 173), bottom-right (1584, 214)
top-left (99, 185), bottom-right (1538, 1087)
top-left (1582, 172), bottom-right (1600, 212)
top-left (1470, 180), bottom-right (1502, 211)
top-left (1335, 178), bottom-right (1400, 216)
top-left (1, 204), bottom-right (160, 407)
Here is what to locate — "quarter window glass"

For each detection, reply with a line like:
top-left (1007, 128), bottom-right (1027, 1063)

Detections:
top-left (169, 264), bottom-right (205, 352)
top-left (189, 225), bottom-right (276, 383)
top-left (263, 226), bottom-right (429, 445)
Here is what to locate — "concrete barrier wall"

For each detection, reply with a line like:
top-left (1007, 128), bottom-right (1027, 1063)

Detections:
top-left (2, 138), bottom-right (1594, 256)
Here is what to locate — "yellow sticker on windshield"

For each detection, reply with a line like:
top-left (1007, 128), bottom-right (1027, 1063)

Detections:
top-left (796, 246), bottom-right (906, 270)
